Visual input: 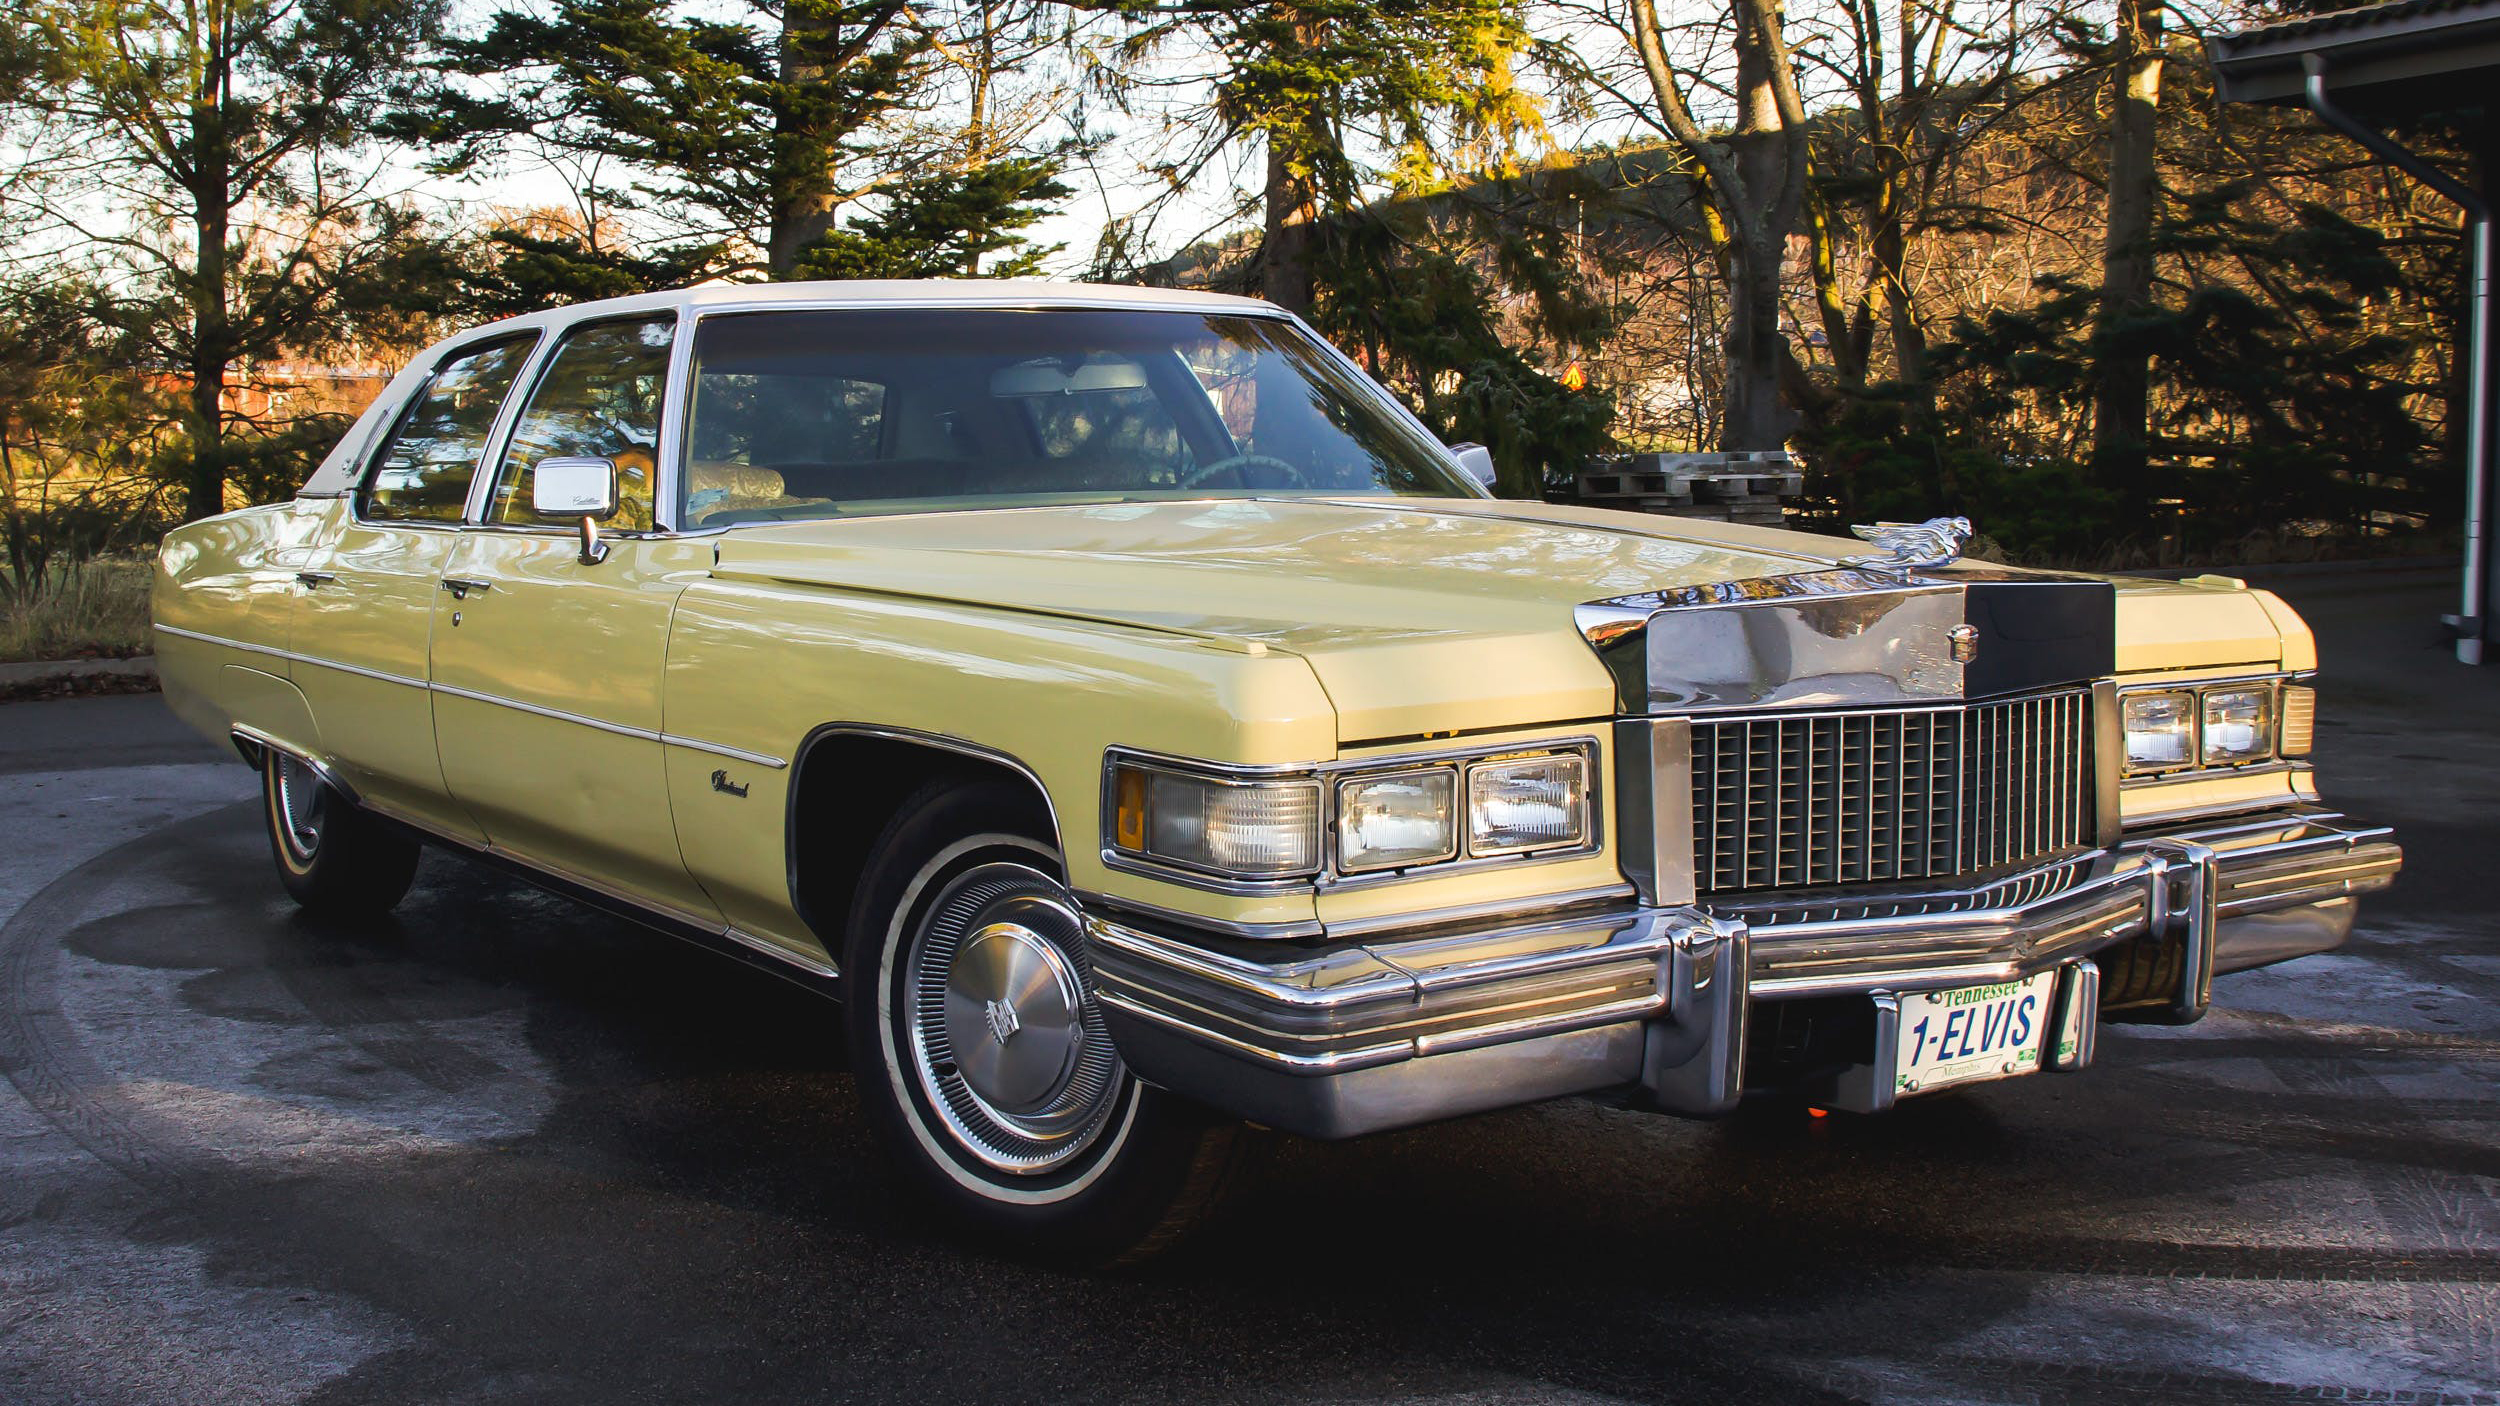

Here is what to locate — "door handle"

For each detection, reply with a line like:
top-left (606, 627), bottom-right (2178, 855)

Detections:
top-left (294, 571), bottom-right (336, 589)
top-left (441, 577), bottom-right (493, 600)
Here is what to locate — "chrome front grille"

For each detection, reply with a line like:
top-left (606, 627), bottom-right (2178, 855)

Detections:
top-left (1689, 690), bottom-right (2095, 896)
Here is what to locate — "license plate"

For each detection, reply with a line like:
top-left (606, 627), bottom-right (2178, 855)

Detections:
top-left (1895, 971), bottom-right (2060, 1097)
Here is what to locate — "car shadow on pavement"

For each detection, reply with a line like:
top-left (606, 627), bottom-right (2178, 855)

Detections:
top-left (12, 788), bottom-right (2498, 1404)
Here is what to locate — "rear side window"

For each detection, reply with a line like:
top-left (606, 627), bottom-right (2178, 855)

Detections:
top-left (484, 315), bottom-right (675, 532)
top-left (360, 337), bottom-right (536, 523)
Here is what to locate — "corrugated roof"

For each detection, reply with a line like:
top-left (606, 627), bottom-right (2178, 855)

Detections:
top-left (2212, 0), bottom-right (2487, 51)
top-left (2209, 0), bottom-right (2500, 106)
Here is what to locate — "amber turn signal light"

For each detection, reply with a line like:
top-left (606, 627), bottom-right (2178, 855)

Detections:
top-left (1114, 766), bottom-right (1147, 853)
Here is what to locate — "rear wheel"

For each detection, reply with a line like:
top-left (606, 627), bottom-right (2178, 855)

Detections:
top-left (261, 748), bottom-right (421, 917)
top-left (844, 778), bottom-right (1243, 1264)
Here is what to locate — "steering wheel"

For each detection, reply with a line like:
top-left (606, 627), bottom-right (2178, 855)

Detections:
top-left (1177, 453), bottom-right (1311, 491)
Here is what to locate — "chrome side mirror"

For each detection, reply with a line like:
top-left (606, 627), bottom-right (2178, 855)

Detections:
top-left (532, 456), bottom-right (619, 564)
top-left (1447, 442), bottom-right (1497, 490)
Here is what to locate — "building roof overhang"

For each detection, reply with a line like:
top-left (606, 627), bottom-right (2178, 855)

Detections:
top-left (2210, 0), bottom-right (2500, 111)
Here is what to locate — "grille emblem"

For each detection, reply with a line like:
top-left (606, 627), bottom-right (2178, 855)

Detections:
top-left (1949, 624), bottom-right (1981, 663)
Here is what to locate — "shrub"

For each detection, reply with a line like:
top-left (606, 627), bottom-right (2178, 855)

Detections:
top-left (0, 554), bottom-right (153, 663)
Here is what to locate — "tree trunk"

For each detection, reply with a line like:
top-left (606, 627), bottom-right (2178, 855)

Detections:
top-left (768, 16), bottom-right (844, 278)
top-left (2092, 0), bottom-right (2164, 505)
top-left (1871, 208), bottom-right (1928, 385)
top-left (183, 49), bottom-right (235, 523)
top-left (1260, 141), bottom-right (1317, 315)
top-left (1629, 0), bottom-right (1809, 449)
top-left (1719, 0), bottom-right (1794, 451)
top-left (186, 300), bottom-right (226, 521)
top-left (1722, 236), bottom-right (1790, 449)
top-left (1807, 190), bottom-right (1866, 389)
top-left (1, 420), bottom-right (25, 597)
top-left (1257, 10), bottom-right (1321, 316)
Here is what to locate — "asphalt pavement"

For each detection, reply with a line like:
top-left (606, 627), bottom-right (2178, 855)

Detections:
top-left (1, 572), bottom-right (2495, 1405)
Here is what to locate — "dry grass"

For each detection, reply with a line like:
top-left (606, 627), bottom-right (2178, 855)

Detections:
top-left (1, 556), bottom-right (154, 663)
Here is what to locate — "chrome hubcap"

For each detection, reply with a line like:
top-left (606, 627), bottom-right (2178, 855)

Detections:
top-left (904, 860), bottom-right (1123, 1173)
top-left (273, 753), bottom-right (326, 862)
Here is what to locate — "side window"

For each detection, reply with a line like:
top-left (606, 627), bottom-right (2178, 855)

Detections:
top-left (683, 371), bottom-right (888, 524)
top-left (484, 316), bottom-right (675, 532)
top-left (360, 337), bottom-right (536, 523)
top-left (688, 371), bottom-right (888, 465)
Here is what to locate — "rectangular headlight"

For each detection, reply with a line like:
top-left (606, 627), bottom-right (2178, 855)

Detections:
top-left (1337, 768), bottom-right (1458, 872)
top-left (2122, 692), bottom-right (2197, 773)
top-left (1466, 753), bottom-right (1590, 856)
top-left (1110, 764), bottom-right (1320, 878)
top-left (2200, 687), bottom-right (2274, 766)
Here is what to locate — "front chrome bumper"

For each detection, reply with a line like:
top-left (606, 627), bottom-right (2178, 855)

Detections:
top-left (1085, 806), bottom-right (2400, 1139)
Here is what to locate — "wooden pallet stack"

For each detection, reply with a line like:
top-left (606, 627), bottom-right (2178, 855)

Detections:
top-left (1575, 451), bottom-right (1801, 526)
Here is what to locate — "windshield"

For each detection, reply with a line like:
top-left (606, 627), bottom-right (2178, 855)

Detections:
top-left (679, 308), bottom-right (1474, 526)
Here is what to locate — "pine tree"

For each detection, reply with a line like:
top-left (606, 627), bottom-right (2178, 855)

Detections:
top-left (397, 0), bottom-right (1071, 285)
top-left (1092, 0), bottom-right (1543, 315)
top-left (1091, 0), bottom-right (1601, 491)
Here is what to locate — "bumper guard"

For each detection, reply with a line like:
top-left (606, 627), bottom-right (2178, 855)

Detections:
top-left (1086, 806), bottom-right (2399, 1138)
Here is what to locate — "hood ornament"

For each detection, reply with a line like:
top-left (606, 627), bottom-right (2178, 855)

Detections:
top-left (1843, 516), bottom-right (1972, 571)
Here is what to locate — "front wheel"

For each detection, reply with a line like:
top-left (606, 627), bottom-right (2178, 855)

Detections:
top-left (844, 779), bottom-right (1244, 1264)
top-left (261, 748), bottom-right (421, 917)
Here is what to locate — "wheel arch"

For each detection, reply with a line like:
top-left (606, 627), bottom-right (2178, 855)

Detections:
top-left (783, 724), bottom-right (1064, 955)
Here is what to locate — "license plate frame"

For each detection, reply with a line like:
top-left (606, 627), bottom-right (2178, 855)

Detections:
top-left (1894, 970), bottom-right (2060, 1098)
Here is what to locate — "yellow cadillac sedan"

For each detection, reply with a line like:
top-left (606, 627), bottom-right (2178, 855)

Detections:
top-left (153, 281), bottom-right (2402, 1261)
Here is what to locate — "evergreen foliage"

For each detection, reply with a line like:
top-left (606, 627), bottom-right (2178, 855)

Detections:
top-left (0, 0), bottom-right (2473, 566)
top-left (1099, 0), bottom-right (1596, 490)
top-left (789, 160), bottom-right (1074, 279)
top-left (1795, 187), bottom-right (2437, 560)
top-left (1313, 200), bottom-right (1616, 498)
top-left (396, 0), bottom-right (1066, 285)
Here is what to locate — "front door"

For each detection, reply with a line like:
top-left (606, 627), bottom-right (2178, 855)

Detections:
top-left (295, 333), bottom-right (541, 842)
top-left (426, 313), bottom-right (720, 922)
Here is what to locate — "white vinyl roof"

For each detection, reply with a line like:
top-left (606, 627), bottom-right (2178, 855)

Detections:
top-left (479, 278), bottom-right (1278, 337)
top-left (686, 278), bottom-right (1273, 310)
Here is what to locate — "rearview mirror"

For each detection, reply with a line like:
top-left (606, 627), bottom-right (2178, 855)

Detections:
top-left (532, 456), bottom-right (618, 564)
top-left (1447, 442), bottom-right (1496, 489)
top-left (989, 357), bottom-right (1150, 398)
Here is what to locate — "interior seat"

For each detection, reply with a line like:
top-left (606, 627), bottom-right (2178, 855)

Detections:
top-left (686, 462), bottom-right (824, 524)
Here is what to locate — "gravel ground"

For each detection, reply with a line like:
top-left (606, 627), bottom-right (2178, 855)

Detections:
top-left (0, 575), bottom-right (2492, 1405)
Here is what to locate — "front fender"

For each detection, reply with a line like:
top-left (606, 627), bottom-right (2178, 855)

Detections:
top-left (658, 577), bottom-right (1342, 944)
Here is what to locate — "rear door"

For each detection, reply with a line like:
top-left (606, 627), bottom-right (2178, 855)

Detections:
top-left (294, 333), bottom-right (539, 842)
top-left (426, 313), bottom-right (721, 921)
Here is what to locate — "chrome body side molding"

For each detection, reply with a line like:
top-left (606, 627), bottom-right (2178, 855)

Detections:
top-left (225, 725), bottom-right (843, 989)
top-left (229, 725), bottom-right (361, 805)
top-left (163, 622), bottom-right (786, 768)
top-left (351, 785), bottom-right (844, 993)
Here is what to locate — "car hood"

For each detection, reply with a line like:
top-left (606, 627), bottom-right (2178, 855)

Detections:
top-left (706, 498), bottom-right (2290, 740)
